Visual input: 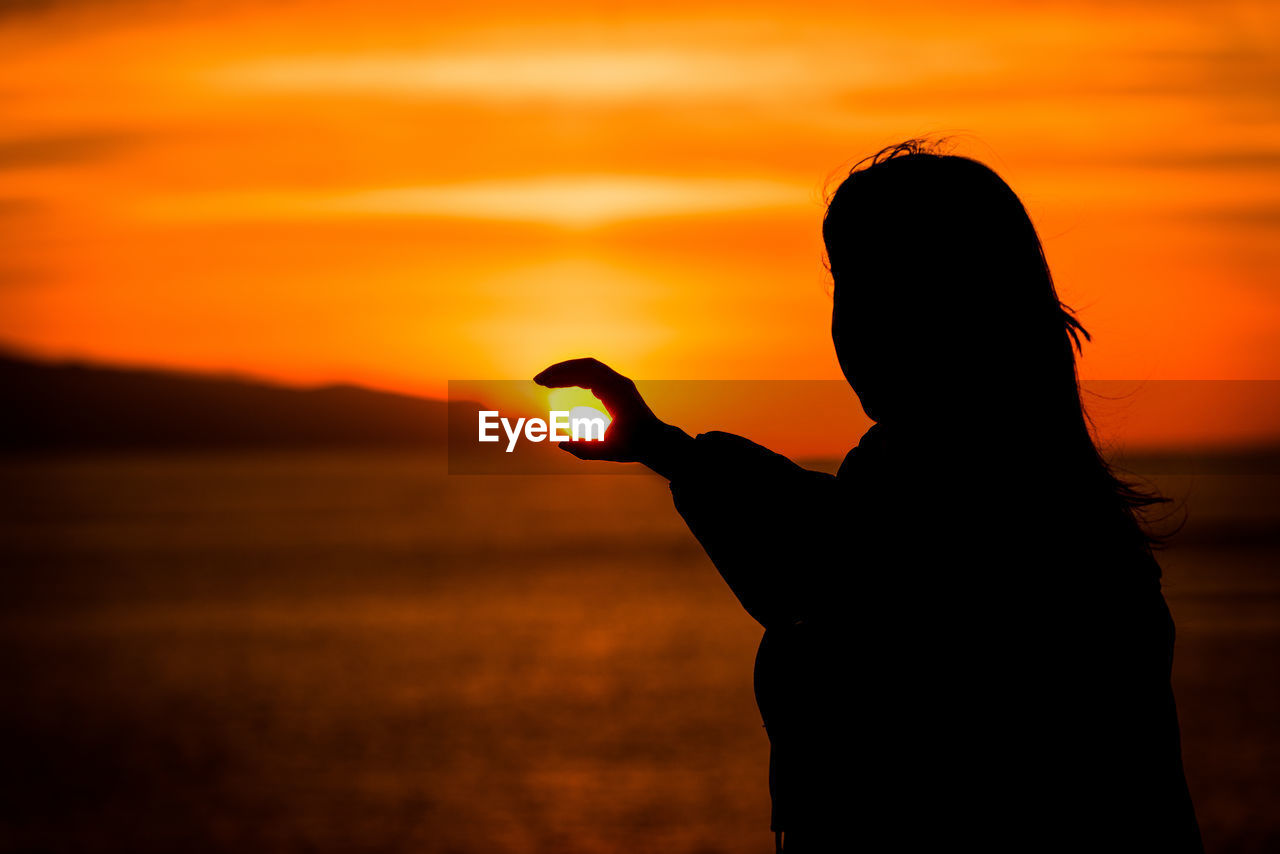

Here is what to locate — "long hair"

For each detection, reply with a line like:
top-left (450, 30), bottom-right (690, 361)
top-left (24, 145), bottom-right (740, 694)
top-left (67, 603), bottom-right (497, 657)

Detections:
top-left (823, 139), bottom-right (1167, 554)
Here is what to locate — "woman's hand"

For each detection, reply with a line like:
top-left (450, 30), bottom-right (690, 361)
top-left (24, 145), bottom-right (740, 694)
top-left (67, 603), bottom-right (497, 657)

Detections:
top-left (533, 358), bottom-right (690, 474)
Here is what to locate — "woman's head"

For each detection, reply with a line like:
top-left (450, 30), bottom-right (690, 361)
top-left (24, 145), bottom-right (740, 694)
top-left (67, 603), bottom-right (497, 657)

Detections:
top-left (823, 141), bottom-right (1086, 428)
top-left (825, 140), bottom-right (1167, 553)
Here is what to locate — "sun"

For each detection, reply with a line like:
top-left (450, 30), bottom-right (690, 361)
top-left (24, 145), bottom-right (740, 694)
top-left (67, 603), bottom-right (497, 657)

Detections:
top-left (547, 387), bottom-right (612, 436)
top-left (547, 386), bottom-right (606, 414)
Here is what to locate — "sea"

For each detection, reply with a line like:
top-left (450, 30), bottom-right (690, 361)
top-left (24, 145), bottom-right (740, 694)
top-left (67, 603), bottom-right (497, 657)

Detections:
top-left (1, 452), bottom-right (1276, 853)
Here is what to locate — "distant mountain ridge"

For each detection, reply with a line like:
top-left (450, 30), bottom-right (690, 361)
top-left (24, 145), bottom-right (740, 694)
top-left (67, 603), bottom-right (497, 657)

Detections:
top-left (0, 355), bottom-right (459, 451)
top-left (3, 355), bottom-right (1279, 474)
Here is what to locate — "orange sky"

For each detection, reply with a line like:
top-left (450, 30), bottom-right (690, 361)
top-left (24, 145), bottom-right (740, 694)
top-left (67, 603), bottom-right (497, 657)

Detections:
top-left (2, 0), bottom-right (1278, 445)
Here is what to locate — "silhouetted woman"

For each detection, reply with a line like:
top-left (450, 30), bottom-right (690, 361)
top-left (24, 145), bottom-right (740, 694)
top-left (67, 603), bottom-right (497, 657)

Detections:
top-left (536, 141), bottom-right (1202, 853)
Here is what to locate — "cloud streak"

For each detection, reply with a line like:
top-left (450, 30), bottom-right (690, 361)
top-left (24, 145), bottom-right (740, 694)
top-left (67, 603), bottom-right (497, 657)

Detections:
top-left (202, 43), bottom-right (984, 104)
top-left (130, 174), bottom-right (814, 227)
top-left (0, 132), bottom-right (136, 169)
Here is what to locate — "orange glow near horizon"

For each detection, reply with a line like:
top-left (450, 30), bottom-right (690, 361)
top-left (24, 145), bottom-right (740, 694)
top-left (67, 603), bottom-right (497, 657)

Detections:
top-left (2, 1), bottom-right (1279, 447)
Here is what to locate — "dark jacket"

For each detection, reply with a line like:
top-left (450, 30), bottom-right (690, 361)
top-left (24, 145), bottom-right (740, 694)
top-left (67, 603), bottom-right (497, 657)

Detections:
top-left (667, 425), bottom-right (1202, 852)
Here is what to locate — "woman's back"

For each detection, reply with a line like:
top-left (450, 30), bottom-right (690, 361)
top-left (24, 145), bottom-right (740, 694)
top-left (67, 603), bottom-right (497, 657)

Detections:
top-left (732, 423), bottom-right (1202, 851)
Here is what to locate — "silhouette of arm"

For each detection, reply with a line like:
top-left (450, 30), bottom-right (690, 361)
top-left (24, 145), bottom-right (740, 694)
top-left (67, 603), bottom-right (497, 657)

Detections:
top-left (533, 359), bottom-right (848, 628)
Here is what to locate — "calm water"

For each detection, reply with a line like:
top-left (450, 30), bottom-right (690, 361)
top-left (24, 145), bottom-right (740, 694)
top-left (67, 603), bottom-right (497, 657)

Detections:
top-left (0, 453), bottom-right (1277, 853)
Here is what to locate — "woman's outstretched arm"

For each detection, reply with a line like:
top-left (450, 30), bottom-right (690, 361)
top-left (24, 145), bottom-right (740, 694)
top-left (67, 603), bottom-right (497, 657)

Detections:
top-left (535, 359), bottom-right (848, 628)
